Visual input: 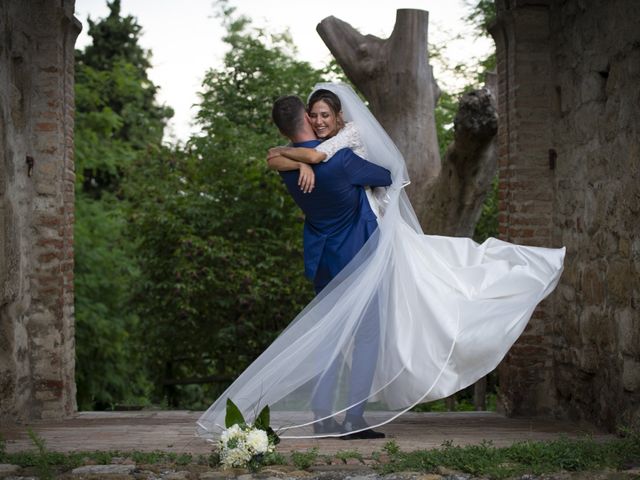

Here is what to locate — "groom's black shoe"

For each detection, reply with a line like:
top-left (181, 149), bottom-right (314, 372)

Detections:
top-left (340, 416), bottom-right (386, 440)
top-left (313, 418), bottom-right (344, 436)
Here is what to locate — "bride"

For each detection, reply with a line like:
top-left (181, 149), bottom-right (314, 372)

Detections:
top-left (196, 82), bottom-right (565, 440)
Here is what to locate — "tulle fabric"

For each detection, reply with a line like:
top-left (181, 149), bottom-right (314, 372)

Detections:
top-left (196, 83), bottom-right (565, 439)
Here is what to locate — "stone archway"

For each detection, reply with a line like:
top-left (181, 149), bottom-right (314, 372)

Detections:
top-left (1, 0), bottom-right (80, 422)
top-left (2, 0), bottom-right (638, 433)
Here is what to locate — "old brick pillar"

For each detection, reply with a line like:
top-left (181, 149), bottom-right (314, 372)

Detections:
top-left (490, 0), bottom-right (559, 417)
top-left (0, 1), bottom-right (81, 421)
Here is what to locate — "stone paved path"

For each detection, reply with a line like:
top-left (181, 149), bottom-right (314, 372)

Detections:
top-left (1, 410), bottom-right (611, 455)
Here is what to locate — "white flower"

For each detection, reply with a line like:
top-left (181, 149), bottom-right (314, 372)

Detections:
top-left (218, 422), bottom-right (276, 469)
top-left (220, 424), bottom-right (242, 445)
top-left (245, 428), bottom-right (269, 454)
top-left (221, 443), bottom-right (252, 468)
top-left (227, 423), bottom-right (243, 437)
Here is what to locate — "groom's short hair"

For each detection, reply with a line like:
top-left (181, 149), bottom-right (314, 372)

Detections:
top-left (272, 95), bottom-right (306, 138)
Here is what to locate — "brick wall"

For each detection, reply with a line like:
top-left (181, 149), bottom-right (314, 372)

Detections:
top-left (491, 0), bottom-right (640, 430)
top-left (491, 0), bottom-right (559, 417)
top-left (0, 0), bottom-right (80, 422)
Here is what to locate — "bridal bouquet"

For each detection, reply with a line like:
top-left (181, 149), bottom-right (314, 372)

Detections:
top-left (218, 399), bottom-right (279, 470)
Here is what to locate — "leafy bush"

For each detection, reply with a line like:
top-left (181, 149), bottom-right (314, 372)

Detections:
top-left (127, 8), bottom-right (320, 407)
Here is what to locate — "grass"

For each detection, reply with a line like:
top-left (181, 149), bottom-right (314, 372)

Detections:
top-left (335, 449), bottom-right (364, 464)
top-left (375, 434), bottom-right (640, 479)
top-left (27, 429), bottom-right (54, 480)
top-left (289, 447), bottom-right (318, 469)
top-left (2, 428), bottom-right (638, 479)
top-left (0, 432), bottom-right (216, 473)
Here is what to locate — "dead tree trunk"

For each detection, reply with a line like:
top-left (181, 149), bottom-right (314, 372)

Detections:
top-left (425, 87), bottom-right (498, 235)
top-left (317, 9), bottom-right (497, 236)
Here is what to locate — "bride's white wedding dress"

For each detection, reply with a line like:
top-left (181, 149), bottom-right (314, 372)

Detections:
top-left (196, 83), bottom-right (565, 439)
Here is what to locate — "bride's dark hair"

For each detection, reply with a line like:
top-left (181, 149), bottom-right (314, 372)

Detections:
top-left (308, 89), bottom-right (345, 130)
top-left (308, 89), bottom-right (341, 113)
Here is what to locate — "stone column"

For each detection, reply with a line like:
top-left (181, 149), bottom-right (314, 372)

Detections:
top-left (490, 0), bottom-right (559, 417)
top-left (0, 0), bottom-right (81, 421)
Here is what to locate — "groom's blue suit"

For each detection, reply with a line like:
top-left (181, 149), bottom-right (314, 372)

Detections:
top-left (278, 140), bottom-right (392, 293)
top-left (279, 139), bottom-right (392, 423)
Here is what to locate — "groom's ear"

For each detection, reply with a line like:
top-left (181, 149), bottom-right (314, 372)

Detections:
top-left (304, 112), bottom-right (312, 124)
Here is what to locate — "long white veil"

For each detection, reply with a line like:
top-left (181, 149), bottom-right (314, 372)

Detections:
top-left (196, 82), bottom-right (565, 439)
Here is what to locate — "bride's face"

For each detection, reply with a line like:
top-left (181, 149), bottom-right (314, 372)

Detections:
top-left (309, 100), bottom-right (340, 139)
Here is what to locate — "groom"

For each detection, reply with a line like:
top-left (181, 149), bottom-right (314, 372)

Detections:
top-left (269, 95), bottom-right (391, 439)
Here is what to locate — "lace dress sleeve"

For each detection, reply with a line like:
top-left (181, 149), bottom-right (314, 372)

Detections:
top-left (315, 122), bottom-right (367, 161)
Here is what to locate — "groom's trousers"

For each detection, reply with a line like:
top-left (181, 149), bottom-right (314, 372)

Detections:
top-left (311, 289), bottom-right (380, 420)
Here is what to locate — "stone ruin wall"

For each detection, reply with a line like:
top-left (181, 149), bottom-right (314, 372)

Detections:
top-left (492, 0), bottom-right (640, 430)
top-left (0, 0), bottom-right (80, 422)
top-left (549, 0), bottom-right (640, 429)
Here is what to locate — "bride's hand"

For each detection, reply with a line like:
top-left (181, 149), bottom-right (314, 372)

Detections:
top-left (268, 146), bottom-right (287, 160)
top-left (298, 163), bottom-right (315, 194)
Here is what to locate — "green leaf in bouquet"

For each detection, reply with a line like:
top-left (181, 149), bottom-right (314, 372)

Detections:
top-left (225, 398), bottom-right (245, 428)
top-left (255, 404), bottom-right (270, 430)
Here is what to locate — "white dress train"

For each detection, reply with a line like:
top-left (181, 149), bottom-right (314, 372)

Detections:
top-left (196, 83), bottom-right (565, 440)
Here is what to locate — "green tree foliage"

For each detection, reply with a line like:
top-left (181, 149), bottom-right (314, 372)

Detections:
top-left (465, 0), bottom-right (498, 243)
top-left (464, 0), bottom-right (497, 85)
top-left (128, 6), bottom-right (320, 408)
top-left (74, 0), bottom-right (172, 409)
top-left (75, 0), bottom-right (172, 194)
top-left (432, 0), bottom-right (497, 159)
top-left (430, 41), bottom-right (460, 158)
top-left (465, 0), bottom-right (497, 36)
top-left (431, 1), bottom-right (498, 243)
top-left (74, 193), bottom-right (149, 409)
top-left (473, 175), bottom-right (499, 243)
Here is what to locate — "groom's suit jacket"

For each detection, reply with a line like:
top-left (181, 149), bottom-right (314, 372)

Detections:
top-left (279, 140), bottom-right (392, 291)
